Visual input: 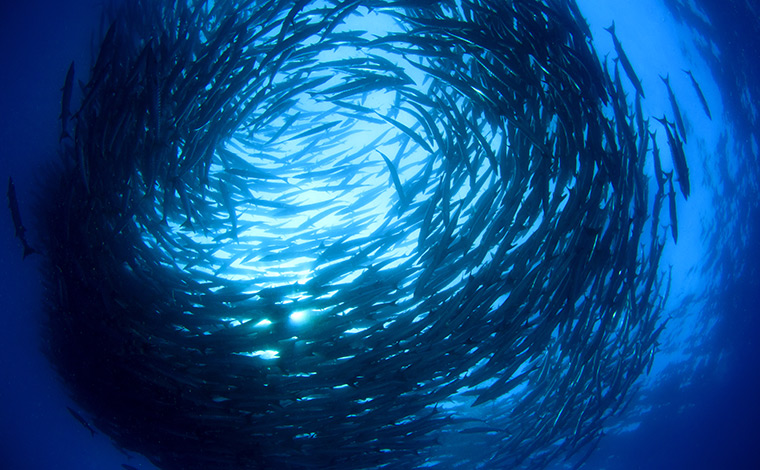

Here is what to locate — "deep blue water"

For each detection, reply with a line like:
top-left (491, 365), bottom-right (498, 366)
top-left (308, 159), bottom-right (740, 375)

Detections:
top-left (1, 1), bottom-right (758, 469)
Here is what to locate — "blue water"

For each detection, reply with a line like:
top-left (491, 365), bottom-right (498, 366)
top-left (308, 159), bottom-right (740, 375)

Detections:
top-left (1, 1), bottom-right (758, 468)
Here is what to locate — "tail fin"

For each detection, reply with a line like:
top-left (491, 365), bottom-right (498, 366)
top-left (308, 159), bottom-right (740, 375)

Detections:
top-left (22, 243), bottom-right (36, 259)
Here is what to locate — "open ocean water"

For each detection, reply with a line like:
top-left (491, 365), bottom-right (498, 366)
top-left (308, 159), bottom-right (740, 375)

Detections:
top-left (0, 0), bottom-right (758, 469)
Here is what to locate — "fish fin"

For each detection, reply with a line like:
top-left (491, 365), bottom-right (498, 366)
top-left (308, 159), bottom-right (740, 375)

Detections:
top-left (22, 245), bottom-right (36, 259)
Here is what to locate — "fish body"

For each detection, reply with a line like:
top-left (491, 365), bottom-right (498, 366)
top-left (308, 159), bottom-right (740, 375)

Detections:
top-left (6, 177), bottom-right (35, 259)
top-left (605, 22), bottom-right (645, 97)
top-left (650, 131), bottom-right (666, 190)
top-left (66, 406), bottom-right (96, 437)
top-left (655, 116), bottom-right (690, 199)
top-left (667, 176), bottom-right (678, 243)
top-left (60, 61), bottom-right (75, 141)
top-left (684, 69), bottom-right (712, 120)
top-left (377, 150), bottom-right (408, 210)
top-left (661, 74), bottom-right (687, 142)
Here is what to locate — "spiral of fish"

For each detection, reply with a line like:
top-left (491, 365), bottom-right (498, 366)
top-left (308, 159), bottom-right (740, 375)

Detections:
top-left (36, 0), bottom-right (674, 468)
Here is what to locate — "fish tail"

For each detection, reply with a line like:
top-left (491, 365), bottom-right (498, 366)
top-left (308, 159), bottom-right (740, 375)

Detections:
top-left (22, 244), bottom-right (36, 259)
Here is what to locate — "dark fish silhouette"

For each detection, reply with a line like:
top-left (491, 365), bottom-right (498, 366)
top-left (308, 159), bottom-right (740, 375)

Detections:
top-left (661, 74), bottom-right (688, 143)
top-left (33, 1), bottom-right (681, 469)
top-left (377, 150), bottom-right (408, 209)
top-left (605, 22), bottom-right (645, 98)
top-left (66, 406), bottom-right (96, 437)
top-left (667, 175), bottom-right (679, 243)
top-left (60, 61), bottom-right (75, 141)
top-left (683, 69), bottom-right (712, 120)
top-left (655, 116), bottom-right (690, 199)
top-left (6, 177), bottom-right (35, 259)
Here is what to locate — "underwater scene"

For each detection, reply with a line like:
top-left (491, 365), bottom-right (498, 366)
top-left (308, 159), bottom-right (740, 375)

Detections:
top-left (1, 0), bottom-right (758, 469)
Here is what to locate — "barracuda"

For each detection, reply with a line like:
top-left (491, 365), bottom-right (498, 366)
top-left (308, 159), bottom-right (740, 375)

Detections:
top-left (31, 1), bottom-right (681, 469)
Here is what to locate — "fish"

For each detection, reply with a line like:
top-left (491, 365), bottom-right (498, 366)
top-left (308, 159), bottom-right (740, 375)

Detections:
top-left (667, 175), bottom-right (678, 243)
top-left (145, 42), bottom-right (161, 139)
top-left (217, 179), bottom-right (238, 240)
top-left (373, 111), bottom-right (434, 154)
top-left (670, 127), bottom-right (690, 200)
top-left (34, 1), bottom-right (678, 469)
top-left (66, 406), bottom-right (96, 437)
top-left (604, 22), bottom-right (645, 98)
top-left (60, 61), bottom-right (75, 141)
top-left (654, 116), bottom-right (690, 199)
top-left (683, 69), bottom-right (712, 120)
top-left (661, 74), bottom-right (687, 143)
top-left (650, 131), bottom-right (666, 190)
top-left (6, 177), bottom-right (35, 259)
top-left (377, 150), bottom-right (408, 210)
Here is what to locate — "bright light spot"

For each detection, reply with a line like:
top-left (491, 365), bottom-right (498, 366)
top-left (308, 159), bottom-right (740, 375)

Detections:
top-left (250, 350), bottom-right (279, 360)
top-left (254, 319), bottom-right (272, 328)
top-left (345, 327), bottom-right (368, 334)
top-left (290, 311), bottom-right (309, 325)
